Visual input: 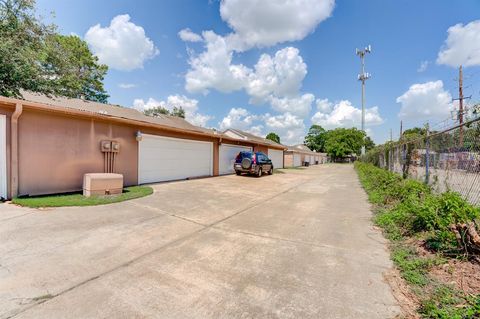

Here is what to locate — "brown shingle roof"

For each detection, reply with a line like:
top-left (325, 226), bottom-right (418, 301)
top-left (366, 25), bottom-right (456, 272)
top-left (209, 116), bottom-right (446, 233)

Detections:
top-left (223, 128), bottom-right (286, 149)
top-left (286, 144), bottom-right (325, 155)
top-left (18, 91), bottom-right (213, 135)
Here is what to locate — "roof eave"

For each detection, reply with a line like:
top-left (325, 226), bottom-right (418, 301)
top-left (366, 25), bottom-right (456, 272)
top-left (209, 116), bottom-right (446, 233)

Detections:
top-left (0, 95), bottom-right (217, 139)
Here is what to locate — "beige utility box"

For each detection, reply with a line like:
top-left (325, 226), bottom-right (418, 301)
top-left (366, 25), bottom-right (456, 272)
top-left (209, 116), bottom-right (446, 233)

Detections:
top-left (83, 173), bottom-right (123, 197)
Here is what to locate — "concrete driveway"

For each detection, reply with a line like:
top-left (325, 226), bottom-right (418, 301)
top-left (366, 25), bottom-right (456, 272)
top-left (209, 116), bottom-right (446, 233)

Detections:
top-left (0, 164), bottom-right (400, 319)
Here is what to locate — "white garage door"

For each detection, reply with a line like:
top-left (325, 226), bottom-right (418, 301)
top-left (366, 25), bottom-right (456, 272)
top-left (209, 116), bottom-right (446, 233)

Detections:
top-left (139, 134), bottom-right (213, 184)
top-left (293, 154), bottom-right (302, 167)
top-left (310, 155), bottom-right (315, 164)
top-left (219, 144), bottom-right (252, 175)
top-left (0, 115), bottom-right (6, 199)
top-left (268, 149), bottom-right (283, 169)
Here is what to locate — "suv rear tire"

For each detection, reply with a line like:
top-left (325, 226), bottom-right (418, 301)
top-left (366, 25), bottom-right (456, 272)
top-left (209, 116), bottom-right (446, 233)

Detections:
top-left (268, 167), bottom-right (273, 175)
top-left (256, 167), bottom-right (262, 177)
top-left (236, 171), bottom-right (241, 176)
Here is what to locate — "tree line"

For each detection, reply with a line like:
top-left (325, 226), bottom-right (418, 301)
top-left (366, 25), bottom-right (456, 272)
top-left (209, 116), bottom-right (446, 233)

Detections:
top-left (265, 124), bottom-right (375, 159)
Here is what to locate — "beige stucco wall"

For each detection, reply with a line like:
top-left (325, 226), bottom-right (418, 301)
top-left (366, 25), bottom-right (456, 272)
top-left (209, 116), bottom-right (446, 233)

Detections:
top-left (254, 145), bottom-right (268, 154)
top-left (284, 153), bottom-right (294, 167)
top-left (18, 109), bottom-right (139, 196)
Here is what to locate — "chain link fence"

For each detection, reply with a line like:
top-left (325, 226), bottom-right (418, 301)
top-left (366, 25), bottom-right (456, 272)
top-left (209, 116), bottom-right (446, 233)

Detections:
top-left (363, 117), bottom-right (480, 206)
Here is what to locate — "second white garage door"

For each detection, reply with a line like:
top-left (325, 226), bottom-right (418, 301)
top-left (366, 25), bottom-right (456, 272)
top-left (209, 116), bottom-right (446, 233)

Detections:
top-left (219, 144), bottom-right (252, 175)
top-left (268, 148), bottom-right (283, 169)
top-left (0, 115), bottom-right (6, 199)
top-left (293, 154), bottom-right (302, 167)
top-left (139, 134), bottom-right (213, 184)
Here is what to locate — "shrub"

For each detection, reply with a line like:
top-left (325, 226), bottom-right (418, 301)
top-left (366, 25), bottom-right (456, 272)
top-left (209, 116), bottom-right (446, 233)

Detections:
top-left (355, 162), bottom-right (480, 253)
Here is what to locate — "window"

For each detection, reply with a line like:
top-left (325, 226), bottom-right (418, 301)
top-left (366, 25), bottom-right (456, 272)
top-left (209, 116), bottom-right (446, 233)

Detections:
top-left (257, 153), bottom-right (268, 162)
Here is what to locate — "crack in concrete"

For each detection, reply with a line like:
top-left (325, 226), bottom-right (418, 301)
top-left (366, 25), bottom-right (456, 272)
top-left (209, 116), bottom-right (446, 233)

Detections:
top-left (6, 178), bottom-right (313, 319)
top-left (0, 212), bottom-right (36, 222)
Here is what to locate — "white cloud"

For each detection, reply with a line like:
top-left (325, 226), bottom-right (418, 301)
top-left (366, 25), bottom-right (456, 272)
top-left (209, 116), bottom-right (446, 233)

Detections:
top-left (437, 20), bottom-right (480, 67)
top-left (185, 43), bottom-right (311, 116)
top-left (178, 28), bottom-right (203, 42)
top-left (187, 113), bottom-right (213, 127)
top-left (85, 14), bottom-right (159, 71)
top-left (219, 108), bottom-right (306, 145)
top-left (133, 95), bottom-right (212, 127)
top-left (315, 98), bottom-right (333, 113)
top-left (246, 47), bottom-right (308, 103)
top-left (219, 107), bottom-right (261, 131)
top-left (269, 93), bottom-right (314, 117)
top-left (311, 99), bottom-right (383, 129)
top-left (181, 0), bottom-right (328, 111)
top-left (220, 0), bottom-right (335, 50)
top-left (133, 97), bottom-right (162, 111)
top-left (248, 125), bottom-right (265, 137)
top-left (185, 31), bottom-right (250, 94)
top-left (417, 60), bottom-right (429, 72)
top-left (118, 83), bottom-right (137, 89)
top-left (396, 81), bottom-right (453, 120)
top-left (264, 112), bottom-right (305, 145)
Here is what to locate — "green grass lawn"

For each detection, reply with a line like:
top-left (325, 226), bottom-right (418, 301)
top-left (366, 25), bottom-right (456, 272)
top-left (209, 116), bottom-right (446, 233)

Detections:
top-left (12, 186), bottom-right (153, 208)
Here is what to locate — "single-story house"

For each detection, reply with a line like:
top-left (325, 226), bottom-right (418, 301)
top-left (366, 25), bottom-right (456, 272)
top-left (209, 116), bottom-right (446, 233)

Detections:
top-left (284, 144), bottom-right (328, 167)
top-left (0, 92), bottom-right (286, 199)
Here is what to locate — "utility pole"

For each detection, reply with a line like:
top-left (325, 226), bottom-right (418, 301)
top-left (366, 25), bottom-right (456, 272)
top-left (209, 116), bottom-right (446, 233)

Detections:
top-left (356, 45), bottom-right (372, 155)
top-left (452, 65), bottom-right (472, 148)
top-left (459, 65), bottom-right (464, 146)
top-left (400, 120), bottom-right (403, 138)
top-left (390, 128), bottom-right (393, 142)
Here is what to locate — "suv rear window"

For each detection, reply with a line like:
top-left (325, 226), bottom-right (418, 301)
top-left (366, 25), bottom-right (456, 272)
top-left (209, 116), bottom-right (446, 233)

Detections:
top-left (236, 151), bottom-right (253, 162)
top-left (240, 151), bottom-right (253, 157)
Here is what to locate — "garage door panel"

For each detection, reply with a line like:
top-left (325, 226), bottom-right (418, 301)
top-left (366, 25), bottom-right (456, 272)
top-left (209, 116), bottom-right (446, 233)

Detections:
top-left (219, 144), bottom-right (252, 175)
top-left (139, 135), bottom-right (213, 184)
top-left (293, 154), bottom-right (301, 167)
top-left (268, 149), bottom-right (283, 169)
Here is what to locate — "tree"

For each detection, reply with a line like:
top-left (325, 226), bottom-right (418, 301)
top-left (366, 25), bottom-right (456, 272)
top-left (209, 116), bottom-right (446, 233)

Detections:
top-left (266, 132), bottom-right (280, 144)
top-left (0, 0), bottom-right (53, 97)
top-left (144, 106), bottom-right (170, 117)
top-left (0, 0), bottom-right (109, 102)
top-left (144, 106), bottom-right (186, 119)
top-left (324, 127), bottom-right (365, 159)
top-left (304, 125), bottom-right (327, 152)
top-left (401, 127), bottom-right (427, 140)
top-left (364, 136), bottom-right (375, 151)
top-left (171, 106), bottom-right (185, 118)
top-left (41, 35), bottom-right (109, 103)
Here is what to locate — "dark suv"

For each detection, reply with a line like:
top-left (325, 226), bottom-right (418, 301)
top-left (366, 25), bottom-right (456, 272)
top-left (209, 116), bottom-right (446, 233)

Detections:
top-left (234, 151), bottom-right (273, 177)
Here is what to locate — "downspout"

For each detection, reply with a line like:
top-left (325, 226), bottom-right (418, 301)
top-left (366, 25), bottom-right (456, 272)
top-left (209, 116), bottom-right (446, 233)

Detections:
top-left (11, 103), bottom-right (23, 199)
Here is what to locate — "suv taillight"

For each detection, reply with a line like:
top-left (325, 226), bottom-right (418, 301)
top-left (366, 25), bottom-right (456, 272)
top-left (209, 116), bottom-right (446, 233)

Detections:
top-left (252, 154), bottom-right (256, 164)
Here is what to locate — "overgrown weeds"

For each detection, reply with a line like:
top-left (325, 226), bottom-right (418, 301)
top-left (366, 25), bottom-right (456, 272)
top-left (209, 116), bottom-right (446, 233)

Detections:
top-left (355, 162), bottom-right (480, 318)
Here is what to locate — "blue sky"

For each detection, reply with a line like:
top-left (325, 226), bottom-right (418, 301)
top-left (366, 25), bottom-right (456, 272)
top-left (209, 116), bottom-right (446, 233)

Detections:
top-left (36, 0), bottom-right (480, 144)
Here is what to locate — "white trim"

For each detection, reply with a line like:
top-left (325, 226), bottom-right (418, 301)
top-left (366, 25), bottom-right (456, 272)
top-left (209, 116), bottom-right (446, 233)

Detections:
top-left (0, 115), bottom-right (6, 199)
